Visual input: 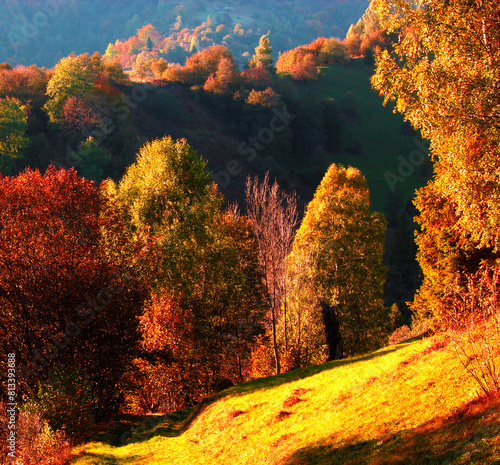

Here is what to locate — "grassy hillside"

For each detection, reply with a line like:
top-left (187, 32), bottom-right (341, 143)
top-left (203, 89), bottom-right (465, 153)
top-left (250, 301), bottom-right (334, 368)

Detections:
top-left (280, 59), bottom-right (431, 212)
top-left (70, 335), bottom-right (500, 464)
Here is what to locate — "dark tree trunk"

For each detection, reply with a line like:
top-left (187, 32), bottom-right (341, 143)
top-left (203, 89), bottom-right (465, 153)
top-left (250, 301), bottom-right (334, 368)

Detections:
top-left (321, 301), bottom-right (343, 360)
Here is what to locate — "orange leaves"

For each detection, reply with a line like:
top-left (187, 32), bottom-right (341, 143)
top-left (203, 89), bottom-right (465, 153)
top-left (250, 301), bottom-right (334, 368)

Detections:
top-left (276, 48), bottom-right (307, 74)
top-left (373, 0), bottom-right (500, 254)
top-left (246, 87), bottom-right (281, 107)
top-left (0, 64), bottom-right (48, 98)
top-left (181, 45), bottom-right (236, 86)
top-left (0, 167), bottom-right (104, 309)
top-left (410, 179), bottom-right (500, 330)
top-left (241, 66), bottom-right (274, 91)
top-left (290, 58), bottom-right (318, 81)
top-left (139, 292), bottom-right (195, 353)
top-left (276, 37), bottom-right (348, 79)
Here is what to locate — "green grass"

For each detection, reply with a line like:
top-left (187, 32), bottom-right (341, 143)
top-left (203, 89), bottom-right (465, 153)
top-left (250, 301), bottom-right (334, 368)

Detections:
top-left (296, 59), bottom-right (431, 212)
top-left (70, 335), bottom-right (500, 465)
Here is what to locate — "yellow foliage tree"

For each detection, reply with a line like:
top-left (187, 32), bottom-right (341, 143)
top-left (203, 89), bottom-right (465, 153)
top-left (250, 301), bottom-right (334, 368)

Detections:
top-left (286, 164), bottom-right (390, 360)
top-left (104, 137), bottom-right (267, 401)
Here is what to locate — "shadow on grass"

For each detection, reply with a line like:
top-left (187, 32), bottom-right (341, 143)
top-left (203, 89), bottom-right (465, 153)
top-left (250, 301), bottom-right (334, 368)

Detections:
top-left (76, 450), bottom-right (154, 465)
top-left (230, 341), bottom-right (413, 397)
top-left (281, 396), bottom-right (500, 465)
top-left (71, 409), bottom-right (193, 464)
top-left (180, 340), bottom-right (418, 434)
top-left (89, 408), bottom-right (193, 448)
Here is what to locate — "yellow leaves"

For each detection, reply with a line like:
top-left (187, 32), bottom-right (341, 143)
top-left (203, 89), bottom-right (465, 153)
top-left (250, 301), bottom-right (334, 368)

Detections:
top-left (287, 163), bottom-right (389, 357)
top-left (112, 136), bottom-right (216, 233)
top-left (373, 0), bottom-right (500, 251)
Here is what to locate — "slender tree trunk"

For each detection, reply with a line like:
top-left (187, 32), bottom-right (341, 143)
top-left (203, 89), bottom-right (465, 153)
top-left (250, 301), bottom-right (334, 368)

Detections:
top-left (237, 354), bottom-right (243, 384)
top-left (245, 173), bottom-right (297, 377)
top-left (283, 275), bottom-right (288, 352)
top-left (321, 301), bottom-right (343, 360)
top-left (271, 305), bottom-right (281, 374)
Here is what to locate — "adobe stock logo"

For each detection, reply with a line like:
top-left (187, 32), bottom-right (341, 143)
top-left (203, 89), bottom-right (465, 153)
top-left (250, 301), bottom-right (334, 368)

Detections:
top-left (384, 138), bottom-right (430, 192)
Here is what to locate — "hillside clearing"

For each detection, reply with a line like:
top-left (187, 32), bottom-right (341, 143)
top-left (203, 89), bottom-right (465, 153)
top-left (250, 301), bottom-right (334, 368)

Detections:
top-left (70, 335), bottom-right (500, 465)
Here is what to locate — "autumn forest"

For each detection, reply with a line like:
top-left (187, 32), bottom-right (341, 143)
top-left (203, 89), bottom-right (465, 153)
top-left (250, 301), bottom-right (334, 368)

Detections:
top-left (1, 1), bottom-right (500, 464)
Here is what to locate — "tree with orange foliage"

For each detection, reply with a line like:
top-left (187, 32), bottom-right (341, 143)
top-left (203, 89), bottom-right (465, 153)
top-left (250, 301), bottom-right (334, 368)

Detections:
top-left (137, 24), bottom-right (160, 49)
top-left (174, 45), bottom-right (236, 85)
top-left (373, 0), bottom-right (500, 330)
top-left (203, 56), bottom-right (240, 95)
top-left (344, 24), bottom-right (363, 56)
top-left (0, 65), bottom-right (48, 102)
top-left (276, 48), bottom-right (300, 74)
top-left (149, 58), bottom-right (168, 79)
top-left (241, 66), bottom-right (274, 91)
top-left (44, 52), bottom-right (129, 124)
top-left (246, 87), bottom-right (281, 107)
top-left (307, 37), bottom-right (328, 55)
top-left (290, 55), bottom-right (318, 81)
top-left (319, 38), bottom-right (349, 64)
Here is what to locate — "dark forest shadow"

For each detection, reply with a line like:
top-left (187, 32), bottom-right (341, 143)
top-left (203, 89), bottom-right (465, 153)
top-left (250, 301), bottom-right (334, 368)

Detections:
top-left (89, 408), bottom-right (193, 448)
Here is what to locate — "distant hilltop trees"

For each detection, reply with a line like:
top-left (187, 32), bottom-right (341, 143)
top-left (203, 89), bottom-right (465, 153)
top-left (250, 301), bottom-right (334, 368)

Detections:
top-left (0, 0), bottom-right (369, 68)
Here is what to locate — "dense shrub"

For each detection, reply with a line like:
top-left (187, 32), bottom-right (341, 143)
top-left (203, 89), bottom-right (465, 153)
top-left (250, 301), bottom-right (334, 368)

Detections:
top-left (388, 321), bottom-right (429, 345)
top-left (29, 365), bottom-right (97, 439)
top-left (246, 87), bottom-right (281, 107)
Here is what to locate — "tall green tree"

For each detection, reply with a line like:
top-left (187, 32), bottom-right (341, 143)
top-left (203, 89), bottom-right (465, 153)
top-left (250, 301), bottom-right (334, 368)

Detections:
top-left (104, 137), bottom-right (221, 287)
top-left (44, 53), bottom-right (101, 123)
top-left (371, 0), bottom-right (500, 326)
top-left (249, 35), bottom-right (275, 73)
top-left (104, 137), bottom-right (267, 396)
top-left (286, 164), bottom-right (389, 359)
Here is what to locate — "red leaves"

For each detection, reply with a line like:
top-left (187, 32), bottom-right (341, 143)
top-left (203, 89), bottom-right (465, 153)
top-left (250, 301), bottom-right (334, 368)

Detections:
top-left (241, 66), bottom-right (274, 91)
top-left (0, 167), bottom-right (104, 369)
top-left (0, 64), bottom-right (48, 98)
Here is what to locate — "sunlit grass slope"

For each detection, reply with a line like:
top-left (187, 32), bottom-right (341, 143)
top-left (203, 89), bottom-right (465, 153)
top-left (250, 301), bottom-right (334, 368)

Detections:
top-left (71, 336), bottom-right (500, 465)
